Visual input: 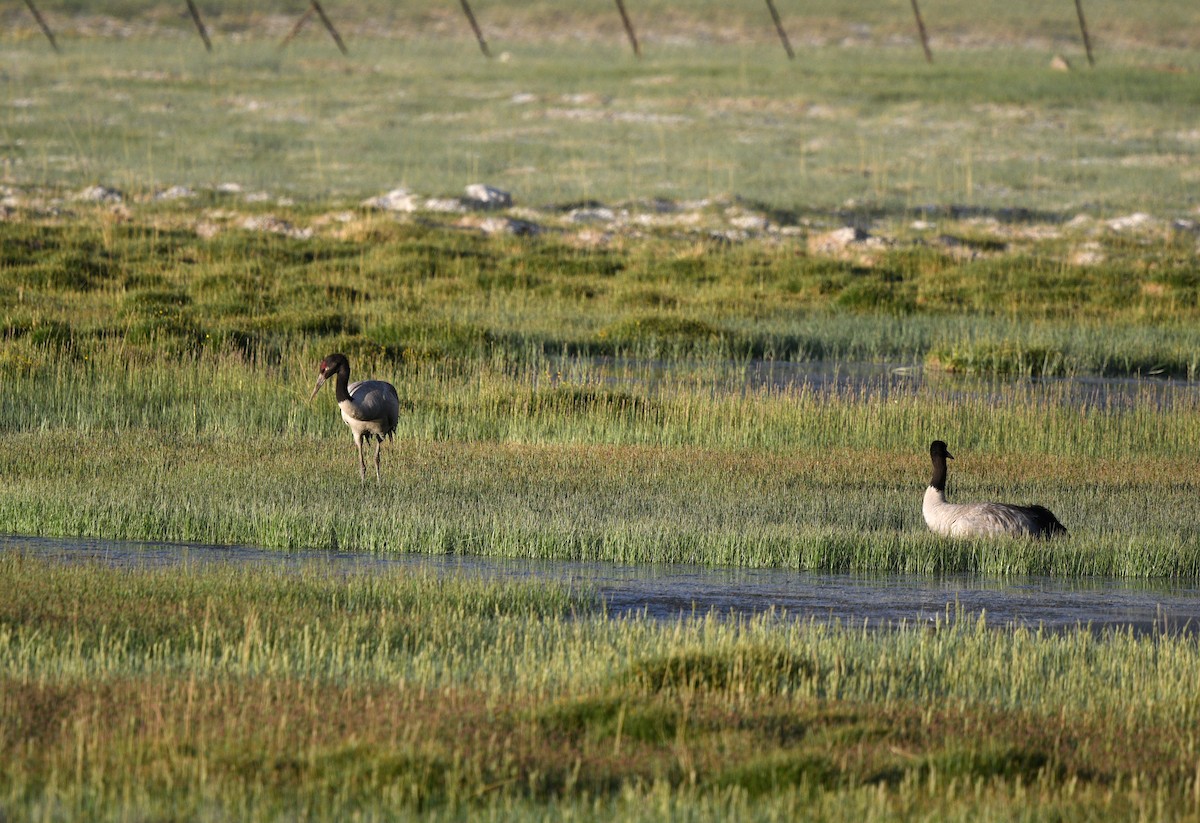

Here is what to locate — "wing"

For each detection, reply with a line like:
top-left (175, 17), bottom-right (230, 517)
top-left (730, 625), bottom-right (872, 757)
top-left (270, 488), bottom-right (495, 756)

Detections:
top-left (346, 380), bottom-right (400, 432)
top-left (959, 502), bottom-right (1066, 538)
top-left (1016, 504), bottom-right (1068, 537)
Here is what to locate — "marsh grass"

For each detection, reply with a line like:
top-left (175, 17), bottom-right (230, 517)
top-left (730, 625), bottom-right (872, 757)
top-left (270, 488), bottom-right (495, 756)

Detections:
top-left (2, 401), bottom-right (1199, 576)
top-left (3, 556), bottom-right (1200, 820)
top-left (1, 217), bottom-right (1198, 574)
top-left (2, 217), bottom-right (1198, 378)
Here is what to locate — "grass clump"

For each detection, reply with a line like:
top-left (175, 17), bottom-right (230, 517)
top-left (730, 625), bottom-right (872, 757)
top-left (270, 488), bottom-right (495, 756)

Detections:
top-left (625, 645), bottom-right (818, 694)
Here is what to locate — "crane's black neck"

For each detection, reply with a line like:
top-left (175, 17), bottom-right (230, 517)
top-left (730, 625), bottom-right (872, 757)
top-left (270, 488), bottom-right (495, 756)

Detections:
top-left (929, 453), bottom-right (948, 492)
top-left (331, 360), bottom-right (352, 404)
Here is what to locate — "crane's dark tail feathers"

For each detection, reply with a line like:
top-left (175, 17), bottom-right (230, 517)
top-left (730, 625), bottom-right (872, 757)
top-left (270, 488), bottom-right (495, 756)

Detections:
top-left (1025, 504), bottom-right (1068, 538)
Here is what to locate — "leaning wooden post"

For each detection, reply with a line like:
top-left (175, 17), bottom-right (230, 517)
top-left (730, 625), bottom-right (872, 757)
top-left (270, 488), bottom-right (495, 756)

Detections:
top-left (614, 0), bottom-right (641, 57)
top-left (280, 6), bottom-right (315, 49)
top-left (185, 0), bottom-right (213, 52)
top-left (1073, 0), bottom-right (1095, 66)
top-left (459, 0), bottom-right (491, 57)
top-left (310, 1), bottom-right (349, 56)
top-left (909, 0), bottom-right (933, 63)
top-left (764, 0), bottom-right (795, 59)
top-left (23, 0), bottom-right (59, 53)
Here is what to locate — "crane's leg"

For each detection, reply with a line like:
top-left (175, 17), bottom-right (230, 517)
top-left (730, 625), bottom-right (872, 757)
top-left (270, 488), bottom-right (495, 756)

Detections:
top-left (373, 437), bottom-right (383, 482)
top-left (356, 438), bottom-right (367, 482)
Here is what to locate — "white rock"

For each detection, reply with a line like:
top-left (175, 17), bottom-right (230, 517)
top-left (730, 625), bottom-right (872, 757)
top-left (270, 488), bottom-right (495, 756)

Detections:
top-left (569, 207), bottom-right (615, 224)
top-left (573, 229), bottom-right (612, 247)
top-left (195, 221), bottom-right (221, 239)
top-left (241, 215), bottom-right (312, 240)
top-left (479, 217), bottom-right (541, 236)
top-left (76, 185), bottom-right (122, 203)
top-left (464, 184), bottom-right (512, 209)
top-left (155, 185), bottom-right (195, 201)
top-left (808, 226), bottom-right (866, 253)
top-left (362, 188), bottom-right (420, 212)
top-left (729, 214), bottom-right (769, 232)
top-left (710, 229), bottom-right (749, 243)
top-left (423, 197), bottom-right (468, 213)
top-left (1106, 212), bottom-right (1157, 232)
top-left (1069, 242), bottom-right (1105, 266)
top-left (807, 226), bottom-right (892, 259)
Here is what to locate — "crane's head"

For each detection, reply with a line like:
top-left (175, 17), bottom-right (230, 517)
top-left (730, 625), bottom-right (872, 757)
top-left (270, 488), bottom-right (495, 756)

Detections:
top-left (310, 353), bottom-right (349, 401)
top-left (929, 440), bottom-right (954, 461)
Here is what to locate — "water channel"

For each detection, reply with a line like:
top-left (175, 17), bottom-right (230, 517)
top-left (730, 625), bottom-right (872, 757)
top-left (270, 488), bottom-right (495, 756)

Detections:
top-left (560, 356), bottom-right (1196, 411)
top-left (6, 533), bottom-right (1199, 636)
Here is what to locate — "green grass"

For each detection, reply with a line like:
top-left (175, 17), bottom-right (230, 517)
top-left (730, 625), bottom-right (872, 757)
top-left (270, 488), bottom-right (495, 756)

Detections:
top-left (1, 352), bottom-right (1198, 576)
top-left (3, 9), bottom-right (1200, 821)
top-left (3, 556), bottom-right (1200, 820)
top-left (3, 9), bottom-right (1200, 214)
top-left (2, 217), bottom-right (1198, 378)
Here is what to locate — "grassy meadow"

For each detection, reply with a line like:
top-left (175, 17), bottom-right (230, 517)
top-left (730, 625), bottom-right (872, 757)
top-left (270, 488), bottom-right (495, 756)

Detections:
top-left (2, 3), bottom-right (1200, 820)
top-left (2, 1), bottom-right (1200, 213)
top-left (4, 555), bottom-right (1200, 821)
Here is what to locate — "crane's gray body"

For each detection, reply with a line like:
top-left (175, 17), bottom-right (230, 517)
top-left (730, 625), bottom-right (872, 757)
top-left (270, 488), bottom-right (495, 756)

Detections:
top-left (339, 379), bottom-right (399, 445)
top-left (923, 487), bottom-right (1065, 538)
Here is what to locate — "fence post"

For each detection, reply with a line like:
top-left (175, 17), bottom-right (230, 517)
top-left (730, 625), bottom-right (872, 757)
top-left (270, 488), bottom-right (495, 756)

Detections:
top-left (280, 6), bottom-right (315, 49)
top-left (459, 0), bottom-right (491, 57)
top-left (764, 0), bottom-right (795, 59)
top-left (185, 0), bottom-right (213, 52)
top-left (310, 1), bottom-right (349, 55)
top-left (1074, 0), bottom-right (1095, 66)
top-left (909, 0), bottom-right (933, 63)
top-left (23, 0), bottom-right (59, 53)
top-left (614, 0), bottom-right (641, 57)
top-left (281, 2), bottom-right (348, 55)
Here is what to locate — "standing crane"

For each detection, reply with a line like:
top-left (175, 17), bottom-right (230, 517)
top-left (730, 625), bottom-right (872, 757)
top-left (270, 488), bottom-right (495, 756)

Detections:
top-left (309, 353), bottom-right (399, 482)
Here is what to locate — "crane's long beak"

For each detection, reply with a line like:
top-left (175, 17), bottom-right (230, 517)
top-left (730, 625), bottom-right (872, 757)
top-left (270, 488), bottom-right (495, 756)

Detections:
top-left (946, 451), bottom-right (954, 460)
top-left (309, 373), bottom-right (327, 401)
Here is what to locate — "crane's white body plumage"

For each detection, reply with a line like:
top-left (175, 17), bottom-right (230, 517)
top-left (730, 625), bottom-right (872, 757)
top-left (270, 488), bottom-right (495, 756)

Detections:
top-left (922, 441), bottom-right (1066, 539)
top-left (311, 354), bottom-right (400, 482)
top-left (922, 486), bottom-right (1062, 538)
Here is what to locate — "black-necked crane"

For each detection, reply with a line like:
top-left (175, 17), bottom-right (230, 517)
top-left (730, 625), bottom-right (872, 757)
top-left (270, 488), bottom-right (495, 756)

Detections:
top-left (923, 440), bottom-right (1067, 539)
top-left (310, 353), bottom-right (399, 482)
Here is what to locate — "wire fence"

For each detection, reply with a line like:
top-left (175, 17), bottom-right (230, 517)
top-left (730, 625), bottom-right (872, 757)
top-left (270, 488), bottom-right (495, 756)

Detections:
top-left (14, 0), bottom-right (1104, 64)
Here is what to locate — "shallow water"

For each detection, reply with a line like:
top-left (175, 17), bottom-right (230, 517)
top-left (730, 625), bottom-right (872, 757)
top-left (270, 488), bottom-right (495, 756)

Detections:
top-left (551, 356), bottom-right (1196, 410)
top-left (6, 533), bottom-right (1199, 635)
